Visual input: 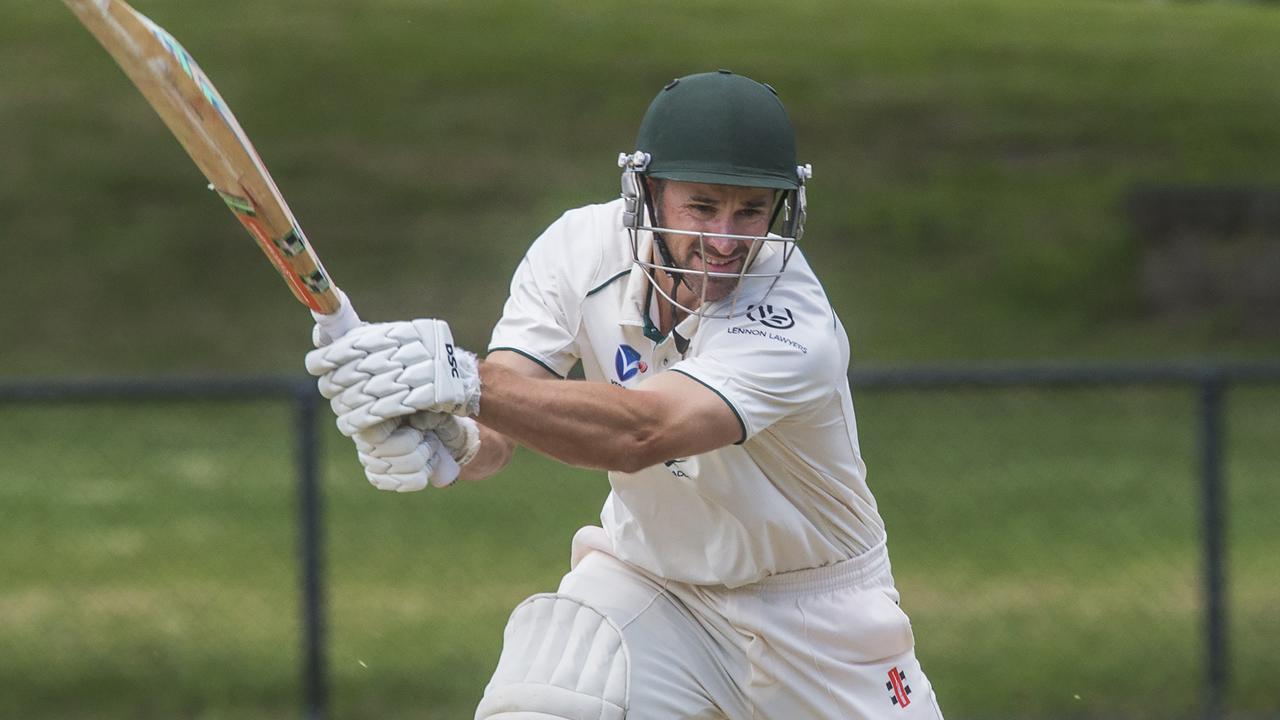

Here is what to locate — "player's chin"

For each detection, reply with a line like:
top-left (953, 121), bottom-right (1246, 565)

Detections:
top-left (696, 277), bottom-right (742, 304)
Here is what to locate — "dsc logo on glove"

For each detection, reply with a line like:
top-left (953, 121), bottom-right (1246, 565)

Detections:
top-left (446, 344), bottom-right (461, 379)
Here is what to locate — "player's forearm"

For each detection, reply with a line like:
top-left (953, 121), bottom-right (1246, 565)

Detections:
top-left (475, 361), bottom-right (669, 472)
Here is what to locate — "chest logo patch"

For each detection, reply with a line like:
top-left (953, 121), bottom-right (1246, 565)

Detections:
top-left (614, 344), bottom-right (648, 381)
top-left (747, 304), bottom-right (795, 330)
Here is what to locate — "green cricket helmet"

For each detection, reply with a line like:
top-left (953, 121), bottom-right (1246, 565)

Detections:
top-left (618, 70), bottom-right (813, 318)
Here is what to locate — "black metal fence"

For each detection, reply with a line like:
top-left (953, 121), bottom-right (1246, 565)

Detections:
top-left (1, 362), bottom-right (1277, 719)
top-left (847, 361), bottom-right (1280, 720)
top-left (0, 377), bottom-right (327, 719)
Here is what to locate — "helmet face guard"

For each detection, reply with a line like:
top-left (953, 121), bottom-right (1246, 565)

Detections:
top-left (618, 71), bottom-right (812, 320)
top-left (619, 151), bottom-right (811, 320)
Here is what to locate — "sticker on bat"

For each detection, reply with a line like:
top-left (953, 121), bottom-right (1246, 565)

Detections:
top-left (302, 270), bottom-right (331, 294)
top-left (274, 229), bottom-right (307, 257)
top-left (139, 15), bottom-right (227, 118)
top-left (215, 189), bottom-right (255, 216)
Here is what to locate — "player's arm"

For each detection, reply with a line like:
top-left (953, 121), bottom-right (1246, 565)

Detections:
top-left (454, 350), bottom-right (548, 482)
top-left (475, 359), bottom-right (742, 473)
top-left (306, 320), bottom-right (741, 475)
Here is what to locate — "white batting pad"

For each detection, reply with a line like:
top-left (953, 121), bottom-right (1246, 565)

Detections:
top-left (475, 594), bottom-right (629, 720)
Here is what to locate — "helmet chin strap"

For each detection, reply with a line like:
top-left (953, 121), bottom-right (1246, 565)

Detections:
top-left (652, 238), bottom-right (697, 327)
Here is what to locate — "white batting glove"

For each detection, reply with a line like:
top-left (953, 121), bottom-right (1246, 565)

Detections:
top-left (304, 319), bottom-right (481, 437)
top-left (409, 412), bottom-right (482, 467)
top-left (352, 417), bottom-right (461, 491)
top-left (352, 413), bottom-right (481, 491)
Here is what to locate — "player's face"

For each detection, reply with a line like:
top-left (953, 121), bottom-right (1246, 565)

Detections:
top-left (650, 180), bottom-right (775, 305)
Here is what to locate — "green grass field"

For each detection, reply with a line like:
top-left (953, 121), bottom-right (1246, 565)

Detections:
top-left (2, 0), bottom-right (1280, 716)
top-left (0, 387), bottom-right (1276, 718)
top-left (3, 0), bottom-right (1280, 376)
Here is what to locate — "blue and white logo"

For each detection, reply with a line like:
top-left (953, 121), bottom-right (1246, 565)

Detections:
top-left (614, 344), bottom-right (648, 381)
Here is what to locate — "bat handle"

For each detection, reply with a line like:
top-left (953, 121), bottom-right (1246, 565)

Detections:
top-left (312, 288), bottom-right (363, 342)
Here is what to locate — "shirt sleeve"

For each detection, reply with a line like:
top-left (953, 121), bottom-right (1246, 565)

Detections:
top-left (670, 297), bottom-right (846, 443)
top-left (487, 214), bottom-right (590, 378)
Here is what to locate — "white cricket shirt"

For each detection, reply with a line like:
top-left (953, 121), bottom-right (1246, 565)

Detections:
top-left (488, 199), bottom-right (886, 587)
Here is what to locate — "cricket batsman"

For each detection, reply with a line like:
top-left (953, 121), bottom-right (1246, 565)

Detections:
top-left (306, 70), bottom-right (945, 718)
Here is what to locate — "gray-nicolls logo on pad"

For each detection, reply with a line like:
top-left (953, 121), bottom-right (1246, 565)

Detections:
top-left (747, 304), bottom-right (795, 330)
top-left (886, 666), bottom-right (912, 708)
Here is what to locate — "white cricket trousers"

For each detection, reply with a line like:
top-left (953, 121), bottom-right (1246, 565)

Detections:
top-left (481, 525), bottom-right (945, 719)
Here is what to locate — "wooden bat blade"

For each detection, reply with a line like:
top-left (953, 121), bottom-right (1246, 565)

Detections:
top-left (64, 0), bottom-right (341, 314)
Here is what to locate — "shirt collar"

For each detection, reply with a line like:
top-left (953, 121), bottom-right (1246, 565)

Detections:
top-left (620, 231), bottom-right (654, 328)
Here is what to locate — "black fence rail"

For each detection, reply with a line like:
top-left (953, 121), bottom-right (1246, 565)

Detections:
top-left (848, 361), bottom-right (1280, 720)
top-left (2, 361), bottom-right (1278, 720)
top-left (0, 377), bottom-right (328, 720)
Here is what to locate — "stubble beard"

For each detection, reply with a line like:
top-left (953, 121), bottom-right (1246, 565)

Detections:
top-left (664, 259), bottom-right (740, 309)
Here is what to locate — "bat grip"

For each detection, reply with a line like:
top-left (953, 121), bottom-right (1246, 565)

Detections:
top-left (312, 288), bottom-right (363, 342)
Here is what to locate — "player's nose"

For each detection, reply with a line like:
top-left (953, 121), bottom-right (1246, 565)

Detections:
top-left (702, 232), bottom-right (739, 257)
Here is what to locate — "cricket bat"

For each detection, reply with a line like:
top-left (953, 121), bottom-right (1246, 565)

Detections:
top-left (64, 0), bottom-right (361, 338)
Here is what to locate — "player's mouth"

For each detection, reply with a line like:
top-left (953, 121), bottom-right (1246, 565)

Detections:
top-left (693, 252), bottom-right (745, 275)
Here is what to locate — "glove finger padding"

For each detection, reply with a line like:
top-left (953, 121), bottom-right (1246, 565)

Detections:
top-left (352, 417), bottom-right (400, 447)
top-left (305, 319), bottom-right (481, 437)
top-left (353, 421), bottom-right (460, 492)
top-left (356, 423), bottom-right (426, 459)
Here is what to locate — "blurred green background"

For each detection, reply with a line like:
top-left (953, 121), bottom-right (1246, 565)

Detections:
top-left (2, 0), bottom-right (1278, 717)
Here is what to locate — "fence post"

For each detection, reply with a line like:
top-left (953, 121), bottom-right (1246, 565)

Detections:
top-left (294, 385), bottom-right (329, 720)
top-left (1198, 373), bottom-right (1227, 720)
